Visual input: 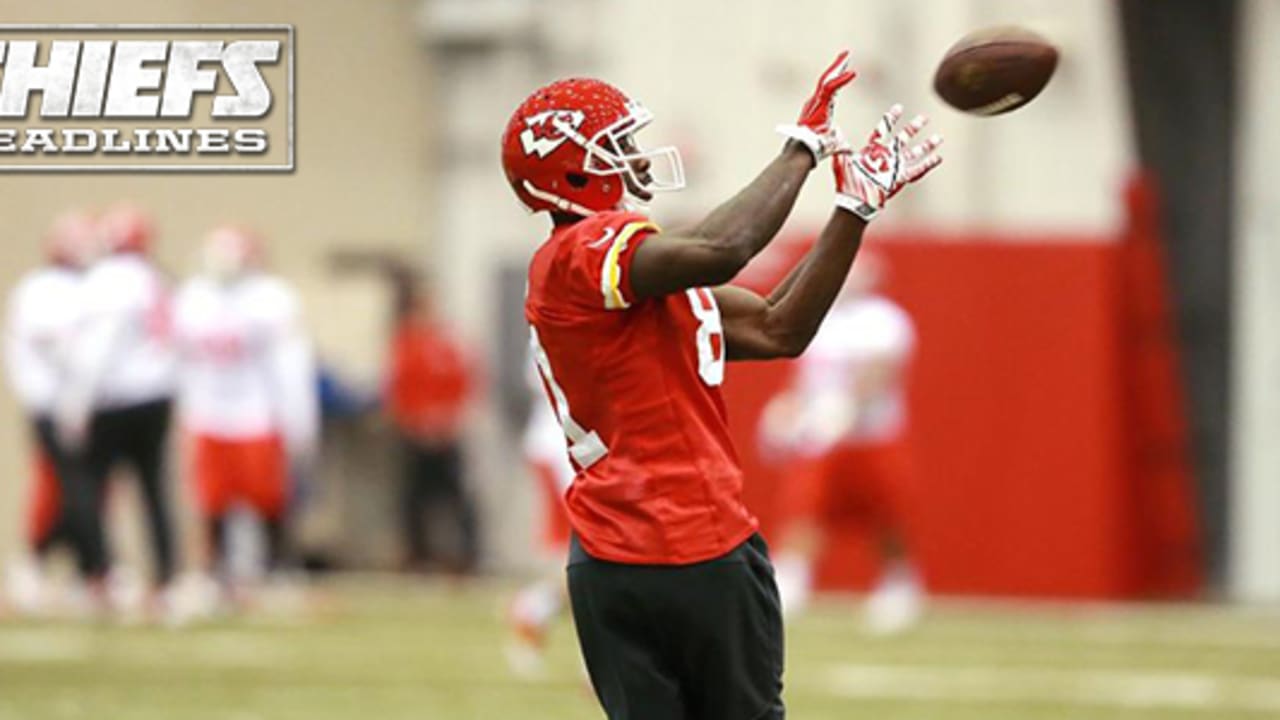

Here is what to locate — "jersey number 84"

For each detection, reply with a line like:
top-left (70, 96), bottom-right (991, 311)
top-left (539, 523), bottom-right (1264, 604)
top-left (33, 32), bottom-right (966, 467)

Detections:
top-left (531, 287), bottom-right (724, 471)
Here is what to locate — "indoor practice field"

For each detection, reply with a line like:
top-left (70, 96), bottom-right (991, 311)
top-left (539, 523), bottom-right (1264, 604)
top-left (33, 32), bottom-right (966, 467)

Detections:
top-left (0, 3), bottom-right (1277, 720)
top-left (3, 580), bottom-right (1279, 720)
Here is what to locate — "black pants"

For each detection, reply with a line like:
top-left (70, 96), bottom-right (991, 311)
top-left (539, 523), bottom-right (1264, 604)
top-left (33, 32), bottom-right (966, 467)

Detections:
top-left (568, 533), bottom-right (786, 720)
top-left (400, 439), bottom-right (478, 572)
top-left (30, 416), bottom-right (73, 556)
top-left (74, 399), bottom-right (176, 586)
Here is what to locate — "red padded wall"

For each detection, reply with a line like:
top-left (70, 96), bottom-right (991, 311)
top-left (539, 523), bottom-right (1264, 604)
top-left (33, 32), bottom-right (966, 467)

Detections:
top-left (725, 226), bottom-right (1199, 599)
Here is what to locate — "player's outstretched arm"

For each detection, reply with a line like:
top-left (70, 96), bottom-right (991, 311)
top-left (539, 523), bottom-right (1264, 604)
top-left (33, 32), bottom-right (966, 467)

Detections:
top-left (629, 52), bottom-right (856, 300)
top-left (715, 105), bottom-right (942, 360)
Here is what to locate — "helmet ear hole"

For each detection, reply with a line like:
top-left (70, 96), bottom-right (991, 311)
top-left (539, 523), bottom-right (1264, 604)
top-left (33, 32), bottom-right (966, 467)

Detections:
top-left (566, 172), bottom-right (588, 188)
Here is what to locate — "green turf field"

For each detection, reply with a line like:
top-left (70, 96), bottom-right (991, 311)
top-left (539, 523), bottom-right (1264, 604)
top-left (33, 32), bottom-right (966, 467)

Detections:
top-left (2, 580), bottom-right (1279, 720)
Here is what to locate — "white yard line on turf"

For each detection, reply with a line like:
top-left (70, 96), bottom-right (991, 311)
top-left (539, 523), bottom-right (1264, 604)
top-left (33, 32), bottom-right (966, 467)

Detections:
top-left (1070, 623), bottom-right (1280, 651)
top-left (0, 627), bottom-right (288, 667)
top-left (819, 663), bottom-right (1280, 714)
top-left (899, 622), bottom-right (1280, 651)
top-left (810, 597), bottom-right (1280, 651)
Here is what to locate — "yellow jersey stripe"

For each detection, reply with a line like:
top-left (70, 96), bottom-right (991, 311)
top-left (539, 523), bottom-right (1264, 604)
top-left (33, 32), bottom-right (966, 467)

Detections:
top-left (600, 221), bottom-right (659, 310)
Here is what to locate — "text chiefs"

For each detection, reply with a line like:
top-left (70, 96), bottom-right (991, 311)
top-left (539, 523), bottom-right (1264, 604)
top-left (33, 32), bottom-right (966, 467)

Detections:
top-left (0, 39), bottom-right (282, 156)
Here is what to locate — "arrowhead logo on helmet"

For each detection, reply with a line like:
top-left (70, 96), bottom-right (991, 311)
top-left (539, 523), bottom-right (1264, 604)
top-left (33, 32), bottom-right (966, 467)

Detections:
top-left (519, 110), bottom-right (586, 158)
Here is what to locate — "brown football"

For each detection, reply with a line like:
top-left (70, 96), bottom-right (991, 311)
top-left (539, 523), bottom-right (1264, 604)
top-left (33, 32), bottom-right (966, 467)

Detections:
top-left (933, 26), bottom-right (1058, 115)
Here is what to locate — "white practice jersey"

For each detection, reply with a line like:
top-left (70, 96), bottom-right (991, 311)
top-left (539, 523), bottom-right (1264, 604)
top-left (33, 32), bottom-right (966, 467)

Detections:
top-left (793, 294), bottom-right (915, 449)
top-left (66, 253), bottom-right (176, 409)
top-left (4, 265), bottom-right (82, 415)
top-left (521, 356), bottom-right (575, 492)
top-left (173, 273), bottom-right (318, 451)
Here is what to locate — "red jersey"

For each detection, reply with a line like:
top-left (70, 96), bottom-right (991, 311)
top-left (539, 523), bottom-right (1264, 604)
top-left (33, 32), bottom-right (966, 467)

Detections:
top-left (525, 210), bottom-right (758, 565)
top-left (386, 319), bottom-right (473, 443)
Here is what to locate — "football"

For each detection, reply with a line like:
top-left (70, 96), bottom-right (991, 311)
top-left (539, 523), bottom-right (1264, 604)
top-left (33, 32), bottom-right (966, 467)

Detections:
top-left (933, 26), bottom-right (1058, 116)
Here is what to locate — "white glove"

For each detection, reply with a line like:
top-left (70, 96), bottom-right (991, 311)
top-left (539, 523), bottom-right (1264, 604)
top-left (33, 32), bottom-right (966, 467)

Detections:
top-left (834, 104), bottom-right (943, 221)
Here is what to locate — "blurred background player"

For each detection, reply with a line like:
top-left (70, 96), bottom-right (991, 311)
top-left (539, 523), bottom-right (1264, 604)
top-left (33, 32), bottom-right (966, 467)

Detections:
top-left (3, 210), bottom-right (97, 614)
top-left (761, 251), bottom-right (923, 633)
top-left (507, 355), bottom-right (575, 677)
top-left (384, 273), bottom-right (480, 575)
top-left (54, 204), bottom-right (178, 616)
top-left (173, 226), bottom-right (318, 608)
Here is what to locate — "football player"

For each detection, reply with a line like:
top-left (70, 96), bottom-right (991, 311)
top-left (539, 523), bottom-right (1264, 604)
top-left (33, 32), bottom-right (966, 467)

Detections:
top-left (173, 226), bottom-right (318, 605)
top-left (502, 49), bottom-right (942, 719)
top-left (762, 252), bottom-right (924, 634)
top-left (4, 210), bottom-right (97, 614)
top-left (55, 204), bottom-right (178, 615)
top-left (384, 275), bottom-right (479, 575)
top-left (507, 355), bottom-right (577, 677)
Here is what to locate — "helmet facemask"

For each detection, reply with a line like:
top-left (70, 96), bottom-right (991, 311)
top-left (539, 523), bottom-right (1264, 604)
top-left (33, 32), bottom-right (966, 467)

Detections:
top-left (550, 101), bottom-right (685, 210)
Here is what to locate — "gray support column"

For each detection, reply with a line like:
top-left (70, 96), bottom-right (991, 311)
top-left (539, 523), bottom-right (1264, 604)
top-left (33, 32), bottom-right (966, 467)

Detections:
top-left (1230, 0), bottom-right (1280, 602)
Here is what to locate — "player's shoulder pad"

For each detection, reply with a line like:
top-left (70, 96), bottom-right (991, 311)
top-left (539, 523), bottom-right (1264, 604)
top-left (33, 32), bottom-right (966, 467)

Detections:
top-left (171, 276), bottom-right (215, 320)
top-left (566, 210), bottom-right (660, 311)
top-left (246, 275), bottom-right (301, 320)
top-left (6, 269), bottom-right (44, 312)
top-left (575, 209), bottom-right (652, 235)
top-left (12, 268), bottom-right (46, 294)
top-left (82, 255), bottom-right (155, 303)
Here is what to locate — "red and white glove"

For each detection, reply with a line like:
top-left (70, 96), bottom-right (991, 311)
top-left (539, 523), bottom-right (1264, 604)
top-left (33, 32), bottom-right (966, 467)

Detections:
top-left (777, 50), bottom-right (857, 163)
top-left (834, 104), bottom-right (943, 221)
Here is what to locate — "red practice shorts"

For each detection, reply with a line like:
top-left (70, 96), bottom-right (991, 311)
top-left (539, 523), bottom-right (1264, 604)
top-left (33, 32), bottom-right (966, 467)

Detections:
top-left (530, 460), bottom-right (572, 552)
top-left (27, 450), bottom-right (61, 547)
top-left (190, 433), bottom-right (287, 519)
top-left (782, 438), bottom-right (917, 539)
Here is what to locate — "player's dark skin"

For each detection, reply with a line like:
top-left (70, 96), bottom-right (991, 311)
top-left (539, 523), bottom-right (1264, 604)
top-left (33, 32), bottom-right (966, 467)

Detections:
top-left (553, 137), bottom-right (867, 361)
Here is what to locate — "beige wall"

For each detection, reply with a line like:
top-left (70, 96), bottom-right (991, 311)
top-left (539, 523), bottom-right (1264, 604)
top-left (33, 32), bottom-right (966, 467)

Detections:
top-left (0, 1), bottom-right (432, 560)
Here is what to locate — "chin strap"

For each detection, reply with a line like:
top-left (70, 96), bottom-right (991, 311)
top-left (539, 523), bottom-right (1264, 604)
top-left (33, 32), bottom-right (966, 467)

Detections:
top-left (522, 180), bottom-right (597, 218)
top-left (620, 195), bottom-right (651, 214)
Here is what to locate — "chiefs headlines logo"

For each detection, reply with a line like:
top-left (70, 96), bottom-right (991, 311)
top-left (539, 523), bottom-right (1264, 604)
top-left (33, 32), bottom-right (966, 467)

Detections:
top-left (519, 109), bottom-right (584, 158)
top-left (0, 25), bottom-right (293, 172)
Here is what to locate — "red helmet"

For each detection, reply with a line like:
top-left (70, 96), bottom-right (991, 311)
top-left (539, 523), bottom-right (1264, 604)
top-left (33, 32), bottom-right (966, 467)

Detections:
top-left (501, 78), bottom-right (684, 217)
top-left (98, 204), bottom-right (154, 254)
